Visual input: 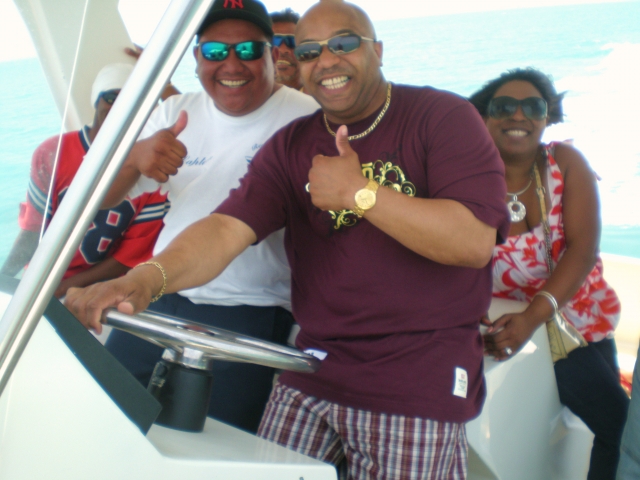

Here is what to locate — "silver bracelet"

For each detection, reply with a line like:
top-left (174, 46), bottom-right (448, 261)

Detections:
top-left (533, 290), bottom-right (559, 316)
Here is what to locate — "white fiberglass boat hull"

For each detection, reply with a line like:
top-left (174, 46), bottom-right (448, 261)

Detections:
top-left (0, 290), bottom-right (337, 480)
top-left (467, 298), bottom-right (593, 480)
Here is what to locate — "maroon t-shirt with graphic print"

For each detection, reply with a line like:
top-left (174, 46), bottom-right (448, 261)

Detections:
top-left (216, 84), bottom-right (510, 423)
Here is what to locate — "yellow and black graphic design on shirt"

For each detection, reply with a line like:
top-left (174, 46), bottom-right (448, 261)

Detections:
top-left (328, 160), bottom-right (416, 230)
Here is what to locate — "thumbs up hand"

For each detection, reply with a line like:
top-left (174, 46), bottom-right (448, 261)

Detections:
top-left (129, 110), bottom-right (189, 183)
top-left (167, 110), bottom-right (188, 137)
top-left (334, 124), bottom-right (354, 158)
top-left (307, 125), bottom-right (368, 212)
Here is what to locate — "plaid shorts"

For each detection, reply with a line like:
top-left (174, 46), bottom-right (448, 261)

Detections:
top-left (258, 382), bottom-right (468, 480)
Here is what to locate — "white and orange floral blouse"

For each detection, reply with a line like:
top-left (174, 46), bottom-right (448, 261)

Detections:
top-left (492, 142), bottom-right (620, 343)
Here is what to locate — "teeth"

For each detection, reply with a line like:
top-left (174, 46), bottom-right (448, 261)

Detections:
top-left (321, 76), bottom-right (349, 90)
top-left (506, 129), bottom-right (527, 137)
top-left (277, 60), bottom-right (292, 66)
top-left (220, 79), bottom-right (248, 88)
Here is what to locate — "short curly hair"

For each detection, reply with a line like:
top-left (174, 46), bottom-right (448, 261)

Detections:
top-left (468, 68), bottom-right (565, 125)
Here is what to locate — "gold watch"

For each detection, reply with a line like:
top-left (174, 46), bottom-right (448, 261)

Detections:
top-left (353, 179), bottom-right (380, 217)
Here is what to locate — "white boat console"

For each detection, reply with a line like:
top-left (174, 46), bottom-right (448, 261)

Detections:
top-left (0, 283), bottom-right (337, 480)
top-left (466, 298), bottom-right (593, 480)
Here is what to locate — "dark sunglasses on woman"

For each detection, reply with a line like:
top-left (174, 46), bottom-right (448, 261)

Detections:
top-left (487, 96), bottom-right (548, 121)
top-left (273, 34), bottom-right (296, 49)
top-left (294, 34), bottom-right (375, 62)
top-left (199, 41), bottom-right (272, 62)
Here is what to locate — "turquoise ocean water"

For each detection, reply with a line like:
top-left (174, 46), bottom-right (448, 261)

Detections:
top-left (1, 2), bottom-right (639, 264)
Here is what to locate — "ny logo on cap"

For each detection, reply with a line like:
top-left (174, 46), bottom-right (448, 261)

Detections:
top-left (223, 0), bottom-right (244, 8)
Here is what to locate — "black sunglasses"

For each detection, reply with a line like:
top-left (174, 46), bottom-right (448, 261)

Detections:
top-left (99, 90), bottom-right (119, 105)
top-left (487, 96), bottom-right (548, 121)
top-left (199, 41), bottom-right (272, 62)
top-left (273, 34), bottom-right (296, 49)
top-left (294, 34), bottom-right (375, 62)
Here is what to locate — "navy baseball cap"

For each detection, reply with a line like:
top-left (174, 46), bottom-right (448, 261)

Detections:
top-left (197, 0), bottom-right (273, 38)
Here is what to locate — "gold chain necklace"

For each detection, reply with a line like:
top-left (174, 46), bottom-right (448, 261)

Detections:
top-left (323, 83), bottom-right (392, 141)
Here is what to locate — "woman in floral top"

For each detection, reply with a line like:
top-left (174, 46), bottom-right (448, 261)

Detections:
top-left (470, 68), bottom-right (629, 480)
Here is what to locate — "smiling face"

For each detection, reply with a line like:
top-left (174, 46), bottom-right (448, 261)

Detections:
top-left (296, 2), bottom-right (385, 124)
top-left (484, 80), bottom-right (548, 160)
top-left (194, 19), bottom-right (276, 117)
top-left (272, 21), bottom-right (301, 90)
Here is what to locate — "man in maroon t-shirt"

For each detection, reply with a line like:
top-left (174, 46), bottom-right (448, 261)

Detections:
top-left (67, 1), bottom-right (510, 478)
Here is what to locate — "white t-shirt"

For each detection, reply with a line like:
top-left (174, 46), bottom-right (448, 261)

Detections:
top-left (132, 87), bottom-right (319, 309)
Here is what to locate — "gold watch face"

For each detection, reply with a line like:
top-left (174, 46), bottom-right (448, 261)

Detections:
top-left (355, 188), bottom-right (376, 210)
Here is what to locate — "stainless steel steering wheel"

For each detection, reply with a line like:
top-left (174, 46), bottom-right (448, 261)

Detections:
top-left (104, 308), bottom-right (320, 373)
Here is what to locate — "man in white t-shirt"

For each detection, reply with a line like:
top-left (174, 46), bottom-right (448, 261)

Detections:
top-left (99, 0), bottom-right (318, 433)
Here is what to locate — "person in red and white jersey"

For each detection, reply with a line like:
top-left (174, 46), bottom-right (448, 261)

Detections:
top-left (1, 63), bottom-right (169, 298)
